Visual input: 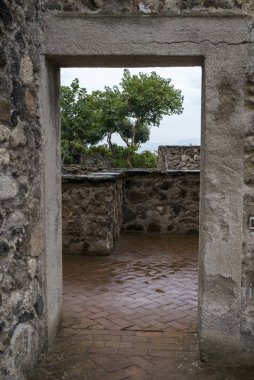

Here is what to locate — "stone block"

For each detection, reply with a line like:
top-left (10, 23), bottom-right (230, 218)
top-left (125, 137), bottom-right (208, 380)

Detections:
top-left (8, 324), bottom-right (38, 373)
top-left (0, 148), bottom-right (10, 165)
top-left (0, 176), bottom-right (18, 200)
top-left (20, 56), bottom-right (34, 85)
top-left (0, 98), bottom-right (10, 123)
top-left (158, 146), bottom-right (200, 171)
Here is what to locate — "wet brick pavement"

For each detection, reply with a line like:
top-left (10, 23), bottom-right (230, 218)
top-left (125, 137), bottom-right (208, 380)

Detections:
top-left (28, 234), bottom-right (254, 380)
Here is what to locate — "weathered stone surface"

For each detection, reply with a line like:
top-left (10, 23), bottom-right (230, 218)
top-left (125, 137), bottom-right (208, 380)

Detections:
top-left (0, 176), bottom-right (18, 199)
top-left (34, 296), bottom-right (44, 316)
top-left (0, 240), bottom-right (9, 257)
top-left (63, 154), bottom-right (113, 171)
top-left (27, 259), bottom-right (37, 279)
top-left (158, 146), bottom-right (200, 170)
top-left (123, 171), bottom-right (200, 233)
top-left (0, 2), bottom-right (45, 379)
top-left (42, 0), bottom-right (254, 14)
top-left (62, 174), bottom-right (123, 256)
top-left (62, 170), bottom-right (199, 254)
top-left (9, 125), bottom-right (27, 148)
top-left (25, 90), bottom-right (37, 115)
top-left (7, 323), bottom-right (38, 373)
top-left (20, 56), bottom-right (34, 85)
top-left (0, 148), bottom-right (10, 165)
top-left (0, 98), bottom-right (10, 123)
top-left (0, 125), bottom-right (10, 142)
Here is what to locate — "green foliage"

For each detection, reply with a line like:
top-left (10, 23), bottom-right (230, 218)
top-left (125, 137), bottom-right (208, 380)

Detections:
top-left (61, 70), bottom-right (184, 166)
top-left (61, 79), bottom-right (105, 162)
top-left (131, 150), bottom-right (158, 168)
top-left (90, 70), bottom-right (183, 154)
top-left (120, 69), bottom-right (184, 127)
top-left (76, 145), bottom-right (158, 168)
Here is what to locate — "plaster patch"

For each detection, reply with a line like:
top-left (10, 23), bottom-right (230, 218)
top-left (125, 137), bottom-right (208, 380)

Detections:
top-left (204, 242), bottom-right (241, 283)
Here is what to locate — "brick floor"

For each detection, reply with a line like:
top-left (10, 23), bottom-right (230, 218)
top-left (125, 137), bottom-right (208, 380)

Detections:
top-left (28, 234), bottom-right (254, 380)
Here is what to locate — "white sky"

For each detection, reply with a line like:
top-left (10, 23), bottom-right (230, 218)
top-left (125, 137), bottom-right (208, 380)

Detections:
top-left (61, 67), bottom-right (202, 151)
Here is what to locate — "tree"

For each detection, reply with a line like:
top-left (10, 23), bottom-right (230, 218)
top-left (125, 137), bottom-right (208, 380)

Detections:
top-left (61, 79), bottom-right (104, 163)
top-left (61, 70), bottom-right (184, 166)
top-left (90, 69), bottom-right (183, 166)
top-left (122, 69), bottom-right (183, 127)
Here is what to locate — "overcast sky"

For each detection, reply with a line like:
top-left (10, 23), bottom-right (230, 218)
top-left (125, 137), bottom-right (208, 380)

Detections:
top-left (61, 67), bottom-right (202, 151)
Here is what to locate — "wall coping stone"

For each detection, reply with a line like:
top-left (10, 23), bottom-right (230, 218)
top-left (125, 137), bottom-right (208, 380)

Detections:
top-left (158, 145), bottom-right (200, 148)
top-left (123, 169), bottom-right (200, 176)
top-left (62, 170), bottom-right (200, 183)
top-left (53, 13), bottom-right (253, 20)
top-left (62, 172), bottom-right (124, 183)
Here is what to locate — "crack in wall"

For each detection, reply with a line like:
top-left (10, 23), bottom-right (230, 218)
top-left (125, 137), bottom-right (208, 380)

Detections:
top-left (131, 39), bottom-right (250, 47)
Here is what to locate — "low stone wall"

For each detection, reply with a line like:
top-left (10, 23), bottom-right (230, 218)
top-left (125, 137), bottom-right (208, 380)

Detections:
top-left (62, 170), bottom-right (200, 256)
top-left (62, 164), bottom-right (92, 175)
top-left (69, 154), bottom-right (112, 171)
top-left (158, 146), bottom-right (200, 170)
top-left (62, 173), bottom-right (123, 256)
top-left (123, 170), bottom-right (200, 234)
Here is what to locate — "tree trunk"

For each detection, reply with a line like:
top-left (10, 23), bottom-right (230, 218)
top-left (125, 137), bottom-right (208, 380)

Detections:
top-left (62, 142), bottom-right (70, 165)
top-left (126, 154), bottom-right (133, 168)
top-left (107, 133), bottom-right (115, 153)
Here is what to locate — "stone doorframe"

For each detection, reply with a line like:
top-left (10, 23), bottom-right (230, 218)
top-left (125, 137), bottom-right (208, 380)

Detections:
top-left (39, 13), bottom-right (254, 362)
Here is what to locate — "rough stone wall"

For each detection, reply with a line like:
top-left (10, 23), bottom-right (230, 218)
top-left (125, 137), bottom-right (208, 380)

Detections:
top-left (158, 146), bottom-right (200, 170)
top-left (63, 157), bottom-right (111, 174)
top-left (62, 165), bottom-right (90, 175)
top-left (240, 51), bottom-right (254, 358)
top-left (123, 171), bottom-right (200, 233)
top-left (62, 174), bottom-right (123, 256)
top-left (41, 0), bottom-right (254, 15)
top-left (61, 171), bottom-right (199, 254)
top-left (0, 1), bottom-right (46, 379)
top-left (79, 154), bottom-right (112, 171)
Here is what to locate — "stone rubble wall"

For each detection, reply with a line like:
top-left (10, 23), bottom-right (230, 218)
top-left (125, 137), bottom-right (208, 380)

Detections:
top-left (79, 154), bottom-right (112, 170)
top-left (62, 165), bottom-right (91, 175)
top-left (42, 0), bottom-right (254, 15)
top-left (62, 174), bottom-right (123, 256)
top-left (240, 50), bottom-right (254, 355)
top-left (0, 2), bottom-right (46, 379)
top-left (158, 146), bottom-right (200, 170)
top-left (62, 163), bottom-right (108, 175)
top-left (62, 171), bottom-right (200, 257)
top-left (123, 170), bottom-right (200, 233)
top-left (67, 154), bottom-right (113, 171)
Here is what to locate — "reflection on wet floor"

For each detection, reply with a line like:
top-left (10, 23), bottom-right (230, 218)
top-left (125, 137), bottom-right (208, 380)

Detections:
top-left (28, 233), bottom-right (254, 380)
top-left (63, 233), bottom-right (198, 333)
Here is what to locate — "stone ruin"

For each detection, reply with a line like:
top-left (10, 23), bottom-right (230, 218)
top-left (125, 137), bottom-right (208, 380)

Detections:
top-left (1, 1), bottom-right (254, 378)
top-left (158, 145), bottom-right (200, 170)
top-left (62, 170), bottom-right (200, 256)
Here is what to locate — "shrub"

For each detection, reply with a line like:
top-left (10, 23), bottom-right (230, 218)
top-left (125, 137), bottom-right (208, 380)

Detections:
top-left (62, 144), bottom-right (158, 168)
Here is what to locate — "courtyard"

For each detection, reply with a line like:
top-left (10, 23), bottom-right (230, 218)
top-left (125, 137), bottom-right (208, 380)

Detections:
top-left (28, 234), bottom-right (254, 380)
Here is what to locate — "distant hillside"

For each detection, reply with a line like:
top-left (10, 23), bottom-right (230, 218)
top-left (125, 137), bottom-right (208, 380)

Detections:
top-left (176, 138), bottom-right (200, 146)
